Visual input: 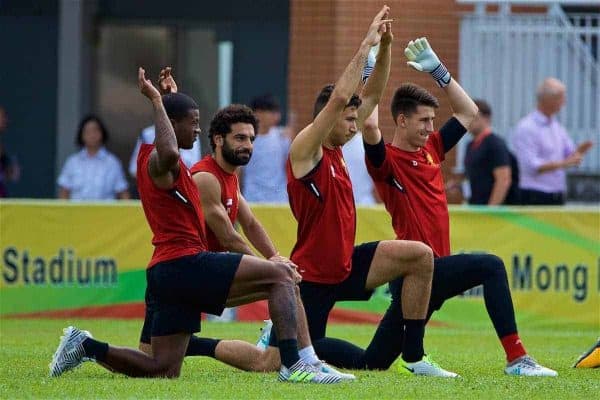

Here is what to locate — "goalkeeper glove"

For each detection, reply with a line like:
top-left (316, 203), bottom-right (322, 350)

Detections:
top-left (405, 37), bottom-right (451, 87)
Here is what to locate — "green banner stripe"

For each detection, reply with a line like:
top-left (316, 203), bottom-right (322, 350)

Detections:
top-left (468, 208), bottom-right (600, 254)
top-left (0, 269), bottom-right (146, 315)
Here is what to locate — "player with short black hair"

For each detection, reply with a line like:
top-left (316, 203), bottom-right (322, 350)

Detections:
top-left (48, 68), bottom-right (342, 384)
top-left (137, 82), bottom-right (354, 380)
top-left (162, 92), bottom-right (200, 120)
top-left (285, 6), bottom-right (457, 377)
top-left (390, 83), bottom-right (439, 121)
top-left (313, 85), bottom-right (362, 118)
top-left (362, 37), bottom-right (557, 377)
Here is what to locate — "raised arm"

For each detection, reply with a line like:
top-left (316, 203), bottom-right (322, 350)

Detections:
top-left (158, 67), bottom-right (178, 94)
top-left (357, 29), bottom-right (387, 168)
top-left (443, 79), bottom-right (479, 131)
top-left (193, 172), bottom-right (255, 255)
top-left (361, 104), bottom-right (391, 185)
top-left (362, 105), bottom-right (387, 170)
top-left (138, 67), bottom-right (180, 189)
top-left (358, 20), bottom-right (393, 125)
top-left (362, 104), bottom-right (382, 145)
top-left (289, 5), bottom-right (392, 178)
top-left (405, 38), bottom-right (478, 151)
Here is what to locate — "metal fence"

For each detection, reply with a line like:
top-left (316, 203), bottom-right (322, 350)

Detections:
top-left (459, 3), bottom-right (600, 173)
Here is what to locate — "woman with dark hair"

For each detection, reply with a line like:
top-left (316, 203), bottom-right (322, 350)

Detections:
top-left (57, 115), bottom-right (129, 200)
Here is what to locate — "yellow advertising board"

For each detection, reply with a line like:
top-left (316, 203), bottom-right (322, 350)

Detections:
top-left (1, 200), bottom-right (598, 326)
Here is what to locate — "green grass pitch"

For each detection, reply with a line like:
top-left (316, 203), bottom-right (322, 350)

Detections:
top-left (1, 298), bottom-right (598, 399)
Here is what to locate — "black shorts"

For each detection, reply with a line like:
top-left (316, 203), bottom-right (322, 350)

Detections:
top-left (140, 251), bottom-right (242, 342)
top-left (299, 241), bottom-right (379, 340)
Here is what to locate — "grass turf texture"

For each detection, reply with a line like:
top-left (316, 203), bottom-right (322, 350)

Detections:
top-left (1, 298), bottom-right (598, 399)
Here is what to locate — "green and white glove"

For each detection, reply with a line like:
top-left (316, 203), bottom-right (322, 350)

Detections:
top-left (404, 37), bottom-right (451, 88)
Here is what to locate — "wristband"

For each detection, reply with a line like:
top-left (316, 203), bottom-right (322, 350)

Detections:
top-left (430, 63), bottom-right (451, 88)
top-left (362, 48), bottom-right (377, 83)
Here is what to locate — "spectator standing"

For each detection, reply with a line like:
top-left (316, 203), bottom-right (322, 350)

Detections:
top-left (57, 115), bottom-right (129, 200)
top-left (464, 99), bottom-right (519, 205)
top-left (342, 133), bottom-right (379, 205)
top-left (511, 78), bottom-right (592, 205)
top-left (242, 94), bottom-right (290, 203)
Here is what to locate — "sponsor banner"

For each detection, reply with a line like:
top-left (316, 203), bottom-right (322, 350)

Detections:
top-left (0, 201), bottom-right (151, 315)
top-left (1, 201), bottom-right (598, 325)
top-left (449, 207), bottom-right (599, 325)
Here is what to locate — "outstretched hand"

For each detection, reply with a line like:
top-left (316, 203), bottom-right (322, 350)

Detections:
top-left (363, 5), bottom-right (393, 48)
top-left (138, 67), bottom-right (161, 101)
top-left (404, 37), bottom-right (441, 72)
top-left (158, 67), bottom-right (178, 94)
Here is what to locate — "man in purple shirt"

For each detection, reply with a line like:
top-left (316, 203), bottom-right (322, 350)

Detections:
top-left (511, 78), bottom-right (592, 205)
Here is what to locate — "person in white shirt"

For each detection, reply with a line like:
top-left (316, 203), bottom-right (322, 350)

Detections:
top-left (242, 94), bottom-right (291, 203)
top-left (128, 124), bottom-right (202, 178)
top-left (342, 132), bottom-right (379, 205)
top-left (57, 115), bottom-right (129, 200)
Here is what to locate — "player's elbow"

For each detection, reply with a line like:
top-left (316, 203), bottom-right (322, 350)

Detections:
top-left (329, 90), bottom-right (352, 108)
top-left (461, 104), bottom-right (479, 129)
top-left (468, 101), bottom-right (479, 120)
top-left (220, 235), bottom-right (238, 251)
top-left (363, 115), bottom-right (379, 132)
top-left (220, 231), bottom-right (245, 252)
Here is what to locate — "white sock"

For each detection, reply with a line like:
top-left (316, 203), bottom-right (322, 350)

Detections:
top-left (299, 345), bottom-right (320, 365)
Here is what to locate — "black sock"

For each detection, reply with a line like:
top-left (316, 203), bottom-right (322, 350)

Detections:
top-left (268, 328), bottom-right (278, 347)
top-left (313, 337), bottom-right (367, 369)
top-left (82, 338), bottom-right (109, 362)
top-left (186, 337), bottom-right (220, 357)
top-left (402, 319), bottom-right (425, 362)
top-left (363, 295), bottom-right (406, 370)
top-left (278, 339), bottom-right (300, 368)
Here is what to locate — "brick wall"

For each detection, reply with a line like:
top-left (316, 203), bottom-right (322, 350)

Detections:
top-left (288, 0), bottom-right (467, 200)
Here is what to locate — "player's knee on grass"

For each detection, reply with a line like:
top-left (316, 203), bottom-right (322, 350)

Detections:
top-left (139, 342), bottom-right (152, 357)
top-left (255, 347), bottom-right (281, 372)
top-left (162, 365), bottom-right (182, 378)
top-left (152, 357), bottom-right (184, 378)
